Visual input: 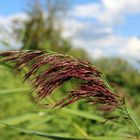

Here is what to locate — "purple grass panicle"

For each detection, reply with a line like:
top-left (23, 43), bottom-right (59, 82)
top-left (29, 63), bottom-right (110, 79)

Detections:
top-left (0, 50), bottom-right (123, 110)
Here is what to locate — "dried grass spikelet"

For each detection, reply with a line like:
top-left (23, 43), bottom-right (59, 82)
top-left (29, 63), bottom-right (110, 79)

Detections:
top-left (0, 50), bottom-right (123, 110)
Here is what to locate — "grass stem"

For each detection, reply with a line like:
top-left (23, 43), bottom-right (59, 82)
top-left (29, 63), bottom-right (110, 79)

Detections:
top-left (123, 106), bottom-right (140, 139)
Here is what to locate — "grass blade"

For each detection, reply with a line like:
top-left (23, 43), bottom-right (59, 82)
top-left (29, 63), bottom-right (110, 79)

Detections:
top-left (63, 108), bottom-right (104, 122)
top-left (0, 88), bottom-right (29, 96)
top-left (0, 122), bottom-right (91, 140)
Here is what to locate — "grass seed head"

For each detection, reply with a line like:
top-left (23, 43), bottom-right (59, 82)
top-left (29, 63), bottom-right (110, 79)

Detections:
top-left (0, 50), bottom-right (123, 110)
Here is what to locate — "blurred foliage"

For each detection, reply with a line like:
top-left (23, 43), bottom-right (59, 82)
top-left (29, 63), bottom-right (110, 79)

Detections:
top-left (0, 57), bottom-right (140, 140)
top-left (17, 0), bottom-right (89, 60)
top-left (95, 58), bottom-right (140, 95)
top-left (95, 58), bottom-right (140, 112)
top-left (21, 0), bottom-right (70, 52)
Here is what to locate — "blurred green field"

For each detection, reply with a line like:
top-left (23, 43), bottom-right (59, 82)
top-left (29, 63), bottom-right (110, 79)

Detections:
top-left (0, 58), bottom-right (140, 140)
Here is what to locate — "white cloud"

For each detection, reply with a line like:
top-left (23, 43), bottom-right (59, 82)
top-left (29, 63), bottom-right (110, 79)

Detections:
top-left (62, 17), bottom-right (113, 41)
top-left (71, 0), bottom-right (140, 25)
top-left (0, 13), bottom-right (27, 28)
top-left (62, 1), bottom-right (140, 60)
top-left (70, 31), bottom-right (140, 60)
top-left (62, 18), bottom-right (88, 38)
top-left (0, 3), bottom-right (140, 63)
top-left (120, 37), bottom-right (140, 59)
top-left (71, 3), bottom-right (101, 18)
top-left (0, 13), bottom-right (27, 49)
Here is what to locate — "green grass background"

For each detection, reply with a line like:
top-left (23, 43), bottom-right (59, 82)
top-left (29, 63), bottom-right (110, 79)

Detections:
top-left (0, 58), bottom-right (140, 140)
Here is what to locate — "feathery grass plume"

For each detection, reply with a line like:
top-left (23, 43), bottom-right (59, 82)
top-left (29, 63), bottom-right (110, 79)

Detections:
top-left (0, 50), bottom-right (123, 110)
top-left (1, 50), bottom-right (140, 138)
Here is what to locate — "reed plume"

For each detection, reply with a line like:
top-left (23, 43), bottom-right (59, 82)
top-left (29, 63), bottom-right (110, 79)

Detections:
top-left (1, 50), bottom-right (140, 138)
top-left (0, 50), bottom-right (123, 109)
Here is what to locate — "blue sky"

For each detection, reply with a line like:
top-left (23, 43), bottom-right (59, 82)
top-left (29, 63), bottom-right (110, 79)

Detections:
top-left (0, 0), bottom-right (140, 61)
top-left (0, 0), bottom-right (28, 15)
top-left (0, 0), bottom-right (96, 15)
top-left (0, 0), bottom-right (140, 36)
top-left (0, 0), bottom-right (139, 36)
top-left (0, 0), bottom-right (99, 14)
top-left (115, 14), bottom-right (140, 37)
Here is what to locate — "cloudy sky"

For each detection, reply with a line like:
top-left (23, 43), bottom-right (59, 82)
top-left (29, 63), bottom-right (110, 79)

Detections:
top-left (0, 0), bottom-right (140, 62)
